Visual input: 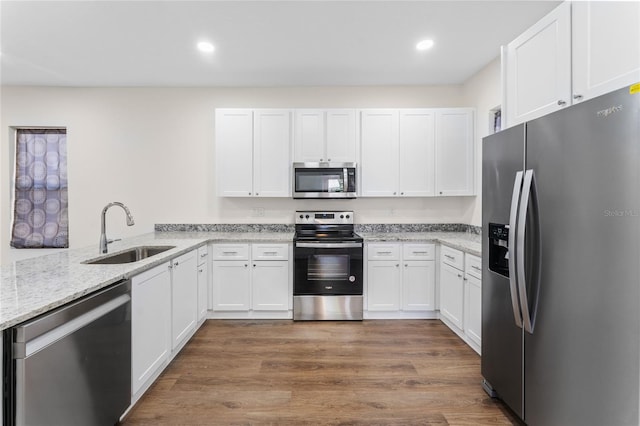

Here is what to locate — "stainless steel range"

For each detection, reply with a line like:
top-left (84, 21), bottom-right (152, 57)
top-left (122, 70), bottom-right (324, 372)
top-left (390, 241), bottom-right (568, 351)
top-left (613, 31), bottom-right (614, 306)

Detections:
top-left (293, 211), bottom-right (363, 321)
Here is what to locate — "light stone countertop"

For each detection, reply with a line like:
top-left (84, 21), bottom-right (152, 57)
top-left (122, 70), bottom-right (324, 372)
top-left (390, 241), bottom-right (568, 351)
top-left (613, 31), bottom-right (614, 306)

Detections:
top-left (0, 229), bottom-right (478, 331)
top-left (360, 232), bottom-right (481, 257)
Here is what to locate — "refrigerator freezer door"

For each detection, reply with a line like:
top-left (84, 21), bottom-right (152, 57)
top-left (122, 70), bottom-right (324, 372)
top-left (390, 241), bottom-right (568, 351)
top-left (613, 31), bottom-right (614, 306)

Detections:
top-left (524, 86), bottom-right (640, 425)
top-left (481, 123), bottom-right (526, 418)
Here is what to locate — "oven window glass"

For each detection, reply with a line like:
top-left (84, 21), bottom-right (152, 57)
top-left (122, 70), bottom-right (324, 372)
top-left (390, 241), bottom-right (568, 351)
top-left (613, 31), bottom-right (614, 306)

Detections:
top-left (307, 255), bottom-right (350, 281)
top-left (295, 170), bottom-right (344, 193)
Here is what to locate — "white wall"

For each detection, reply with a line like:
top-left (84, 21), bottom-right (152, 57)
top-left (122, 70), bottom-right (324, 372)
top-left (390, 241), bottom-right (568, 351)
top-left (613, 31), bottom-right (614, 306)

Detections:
top-left (0, 84), bottom-right (487, 264)
top-left (462, 57), bottom-right (502, 226)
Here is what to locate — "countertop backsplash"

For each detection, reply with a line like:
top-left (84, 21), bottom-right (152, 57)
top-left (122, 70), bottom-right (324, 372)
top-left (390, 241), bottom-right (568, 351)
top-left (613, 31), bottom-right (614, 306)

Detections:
top-left (156, 223), bottom-right (481, 234)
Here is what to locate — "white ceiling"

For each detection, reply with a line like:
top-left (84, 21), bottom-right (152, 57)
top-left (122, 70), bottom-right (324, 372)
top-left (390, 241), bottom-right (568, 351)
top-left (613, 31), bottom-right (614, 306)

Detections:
top-left (0, 0), bottom-right (561, 87)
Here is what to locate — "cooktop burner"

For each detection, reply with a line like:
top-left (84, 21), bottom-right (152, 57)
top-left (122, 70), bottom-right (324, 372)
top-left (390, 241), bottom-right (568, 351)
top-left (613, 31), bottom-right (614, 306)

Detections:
top-left (293, 211), bottom-right (362, 242)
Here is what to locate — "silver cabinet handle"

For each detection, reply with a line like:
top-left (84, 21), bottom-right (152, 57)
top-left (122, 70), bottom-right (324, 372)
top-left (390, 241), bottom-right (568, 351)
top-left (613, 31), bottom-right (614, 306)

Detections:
top-left (557, 100), bottom-right (567, 106)
top-left (471, 265), bottom-right (481, 271)
top-left (200, 253), bottom-right (208, 258)
top-left (248, 192), bottom-right (252, 195)
top-left (412, 251), bottom-right (428, 254)
top-left (404, 264), bottom-right (408, 267)
top-left (320, 158), bottom-right (324, 161)
top-left (174, 261), bottom-right (179, 267)
top-left (256, 192), bottom-right (259, 196)
top-left (393, 192), bottom-right (397, 195)
top-left (327, 158), bottom-right (331, 162)
top-left (198, 268), bottom-right (203, 273)
top-left (263, 251), bottom-right (278, 255)
top-left (508, 169), bottom-right (524, 329)
top-left (517, 169), bottom-right (540, 334)
top-left (396, 264), bottom-right (399, 267)
top-left (244, 264), bottom-right (248, 267)
top-left (401, 192), bottom-right (404, 195)
top-left (444, 254), bottom-right (455, 260)
top-left (377, 251), bottom-right (393, 254)
top-left (222, 251), bottom-right (238, 254)
top-left (253, 264), bottom-right (256, 267)
top-left (573, 94), bottom-right (583, 100)
top-left (457, 273), bottom-right (462, 278)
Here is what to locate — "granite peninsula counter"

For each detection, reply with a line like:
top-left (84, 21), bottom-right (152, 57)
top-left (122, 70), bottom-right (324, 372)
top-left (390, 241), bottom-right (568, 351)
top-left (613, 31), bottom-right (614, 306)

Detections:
top-left (0, 227), bottom-right (479, 330)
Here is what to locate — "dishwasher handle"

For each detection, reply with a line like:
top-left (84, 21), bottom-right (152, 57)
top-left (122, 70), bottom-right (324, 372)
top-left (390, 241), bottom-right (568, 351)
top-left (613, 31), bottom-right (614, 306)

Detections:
top-left (13, 280), bottom-right (131, 359)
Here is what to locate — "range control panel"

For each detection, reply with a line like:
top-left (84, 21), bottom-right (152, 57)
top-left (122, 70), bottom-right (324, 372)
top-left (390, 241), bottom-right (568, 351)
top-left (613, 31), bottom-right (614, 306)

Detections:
top-left (295, 211), bottom-right (354, 225)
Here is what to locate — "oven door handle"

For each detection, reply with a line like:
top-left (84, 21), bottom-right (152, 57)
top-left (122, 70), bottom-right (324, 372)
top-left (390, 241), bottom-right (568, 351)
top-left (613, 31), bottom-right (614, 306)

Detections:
top-left (295, 242), bottom-right (363, 249)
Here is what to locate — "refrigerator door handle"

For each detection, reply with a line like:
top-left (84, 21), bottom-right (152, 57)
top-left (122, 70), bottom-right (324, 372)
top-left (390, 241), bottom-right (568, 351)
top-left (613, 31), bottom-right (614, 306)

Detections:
top-left (517, 169), bottom-right (541, 334)
top-left (508, 170), bottom-right (524, 329)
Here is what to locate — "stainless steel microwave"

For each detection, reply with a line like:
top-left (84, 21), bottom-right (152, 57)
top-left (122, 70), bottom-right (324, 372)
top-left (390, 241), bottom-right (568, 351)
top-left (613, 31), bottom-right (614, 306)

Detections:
top-left (293, 162), bottom-right (357, 199)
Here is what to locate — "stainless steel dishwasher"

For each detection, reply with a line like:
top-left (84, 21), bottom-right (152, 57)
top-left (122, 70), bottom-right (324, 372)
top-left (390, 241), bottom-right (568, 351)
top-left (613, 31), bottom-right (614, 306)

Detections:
top-left (7, 280), bottom-right (131, 426)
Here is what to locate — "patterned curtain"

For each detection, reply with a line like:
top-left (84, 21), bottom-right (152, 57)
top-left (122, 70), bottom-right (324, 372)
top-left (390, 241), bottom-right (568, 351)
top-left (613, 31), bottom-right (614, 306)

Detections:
top-left (11, 129), bottom-right (69, 248)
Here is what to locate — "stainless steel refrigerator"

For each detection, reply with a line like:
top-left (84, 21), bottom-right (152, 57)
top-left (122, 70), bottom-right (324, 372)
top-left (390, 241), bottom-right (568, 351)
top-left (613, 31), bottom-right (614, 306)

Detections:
top-left (482, 84), bottom-right (640, 425)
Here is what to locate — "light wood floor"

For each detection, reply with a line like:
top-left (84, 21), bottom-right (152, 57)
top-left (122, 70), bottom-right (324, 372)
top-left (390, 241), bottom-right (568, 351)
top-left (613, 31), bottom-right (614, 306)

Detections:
top-left (122, 320), bottom-right (520, 425)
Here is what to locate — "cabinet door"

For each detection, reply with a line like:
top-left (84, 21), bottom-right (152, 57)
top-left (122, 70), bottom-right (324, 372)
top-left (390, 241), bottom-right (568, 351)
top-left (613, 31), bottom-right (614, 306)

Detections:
top-left (216, 109), bottom-right (254, 197)
top-left (399, 109), bottom-right (435, 197)
top-left (360, 109), bottom-right (399, 197)
top-left (572, 1), bottom-right (640, 102)
top-left (464, 273), bottom-right (482, 349)
top-left (294, 109), bottom-right (325, 162)
top-left (367, 260), bottom-right (401, 311)
top-left (402, 260), bottom-right (435, 311)
top-left (505, 2), bottom-right (571, 126)
top-left (325, 109), bottom-right (357, 163)
top-left (211, 261), bottom-right (251, 311)
top-left (252, 260), bottom-right (289, 311)
top-left (171, 250), bottom-right (198, 350)
top-left (253, 109), bottom-right (291, 197)
top-left (439, 262), bottom-right (464, 330)
top-left (434, 109), bottom-right (474, 196)
top-left (132, 263), bottom-right (171, 395)
top-left (197, 260), bottom-right (209, 322)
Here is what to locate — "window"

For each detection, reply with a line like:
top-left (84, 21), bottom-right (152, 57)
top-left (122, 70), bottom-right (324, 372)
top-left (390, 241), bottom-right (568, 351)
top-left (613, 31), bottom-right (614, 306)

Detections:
top-left (11, 128), bottom-right (68, 248)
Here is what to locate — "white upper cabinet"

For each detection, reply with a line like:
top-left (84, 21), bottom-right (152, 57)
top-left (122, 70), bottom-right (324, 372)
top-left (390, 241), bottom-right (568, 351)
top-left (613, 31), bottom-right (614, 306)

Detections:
top-left (360, 109), bottom-right (400, 197)
top-left (571, 1), bottom-right (640, 103)
top-left (399, 109), bottom-right (435, 197)
top-left (253, 109), bottom-right (292, 197)
top-left (294, 109), bottom-right (357, 163)
top-left (504, 1), bottom-right (640, 127)
top-left (505, 1), bottom-right (572, 126)
top-left (216, 108), bottom-right (291, 197)
top-left (216, 109), bottom-right (254, 197)
top-left (361, 108), bottom-right (473, 197)
top-left (434, 109), bottom-right (475, 196)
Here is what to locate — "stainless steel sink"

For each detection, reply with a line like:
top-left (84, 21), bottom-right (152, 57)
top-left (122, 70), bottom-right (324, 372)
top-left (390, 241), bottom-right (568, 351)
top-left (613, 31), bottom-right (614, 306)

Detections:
top-left (84, 246), bottom-right (175, 265)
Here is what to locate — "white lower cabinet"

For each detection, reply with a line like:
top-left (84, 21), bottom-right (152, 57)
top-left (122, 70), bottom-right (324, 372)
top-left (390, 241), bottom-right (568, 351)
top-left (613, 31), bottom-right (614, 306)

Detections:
top-left (252, 261), bottom-right (289, 310)
top-left (131, 262), bottom-right (172, 399)
top-left (211, 243), bottom-right (291, 318)
top-left (365, 243), bottom-right (436, 318)
top-left (367, 260), bottom-right (402, 311)
top-left (439, 262), bottom-right (465, 329)
top-left (197, 245), bottom-right (209, 323)
top-left (211, 260), bottom-right (251, 311)
top-left (439, 246), bottom-right (482, 354)
top-left (170, 250), bottom-right (198, 351)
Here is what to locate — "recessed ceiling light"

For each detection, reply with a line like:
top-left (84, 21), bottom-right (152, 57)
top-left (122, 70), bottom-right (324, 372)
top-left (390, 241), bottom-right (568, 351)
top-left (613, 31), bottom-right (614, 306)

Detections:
top-left (197, 41), bottom-right (215, 53)
top-left (416, 39), bottom-right (434, 51)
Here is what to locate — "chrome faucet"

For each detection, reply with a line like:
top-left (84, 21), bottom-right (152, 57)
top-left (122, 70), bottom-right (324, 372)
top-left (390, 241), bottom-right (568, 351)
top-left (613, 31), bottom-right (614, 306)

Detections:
top-left (99, 202), bottom-right (135, 253)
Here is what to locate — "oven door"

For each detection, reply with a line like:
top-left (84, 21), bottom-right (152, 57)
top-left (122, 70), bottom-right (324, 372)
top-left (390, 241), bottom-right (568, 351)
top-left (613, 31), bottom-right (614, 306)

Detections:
top-left (294, 242), bottom-right (363, 295)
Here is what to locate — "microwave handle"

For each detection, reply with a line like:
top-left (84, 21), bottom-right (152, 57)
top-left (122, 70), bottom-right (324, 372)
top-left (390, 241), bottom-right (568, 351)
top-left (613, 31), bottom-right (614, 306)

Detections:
top-left (343, 168), bottom-right (348, 188)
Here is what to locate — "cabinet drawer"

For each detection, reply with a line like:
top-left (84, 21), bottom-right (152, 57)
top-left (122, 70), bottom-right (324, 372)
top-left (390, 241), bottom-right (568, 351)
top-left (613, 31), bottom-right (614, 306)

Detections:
top-left (368, 243), bottom-right (401, 260)
top-left (441, 245), bottom-right (464, 270)
top-left (465, 254), bottom-right (482, 280)
top-left (197, 245), bottom-right (209, 265)
top-left (402, 243), bottom-right (435, 261)
top-left (252, 244), bottom-right (289, 261)
top-left (212, 244), bottom-right (249, 260)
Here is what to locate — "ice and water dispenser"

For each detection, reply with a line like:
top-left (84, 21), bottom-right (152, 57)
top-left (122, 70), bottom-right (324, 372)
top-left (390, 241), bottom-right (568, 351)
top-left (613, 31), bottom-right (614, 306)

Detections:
top-left (488, 223), bottom-right (510, 277)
